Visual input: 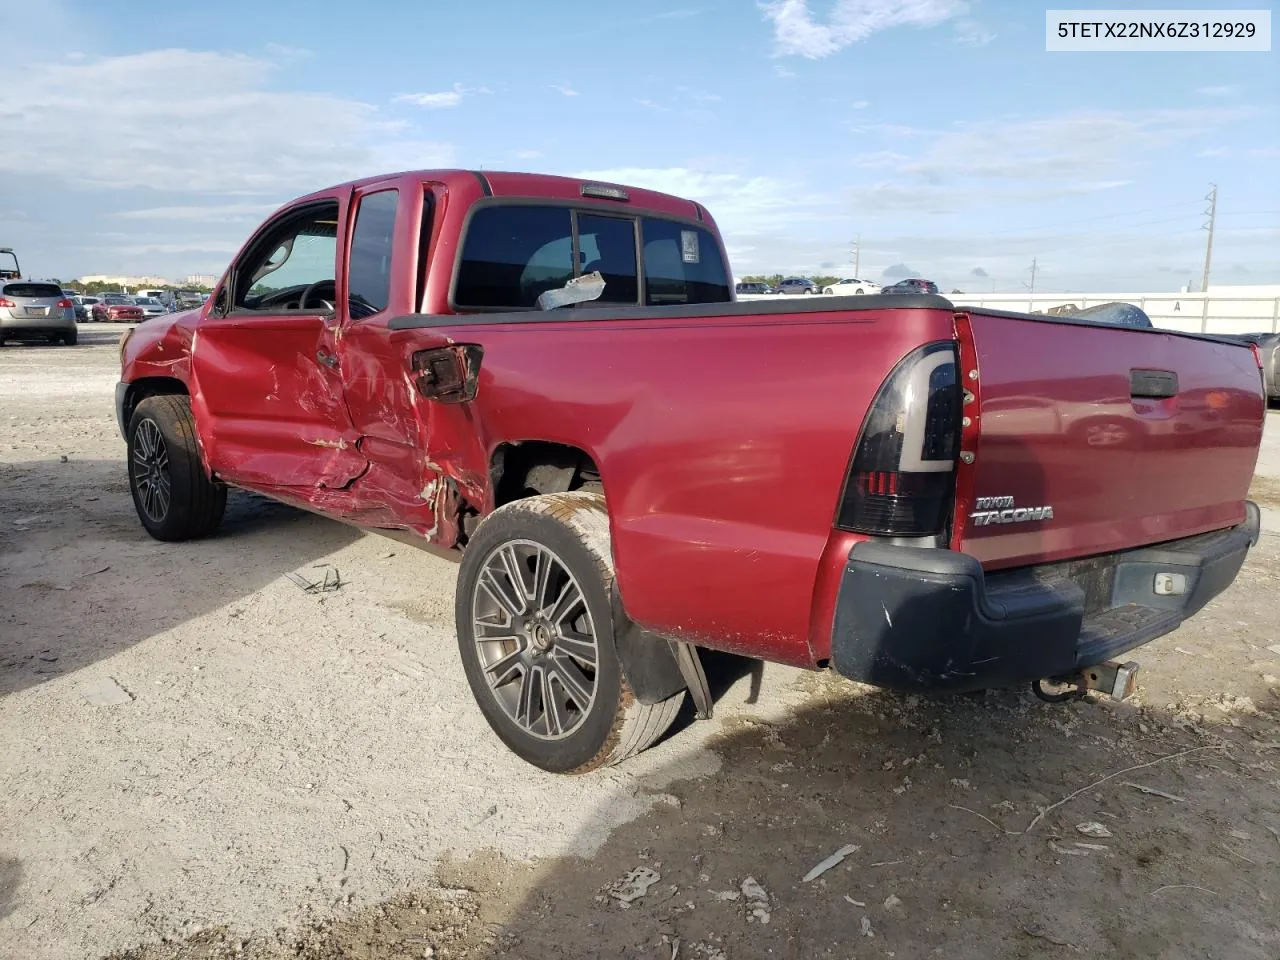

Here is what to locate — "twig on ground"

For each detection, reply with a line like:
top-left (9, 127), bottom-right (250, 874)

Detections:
top-left (1150, 884), bottom-right (1220, 898)
top-left (1021, 926), bottom-right (1079, 950)
top-left (1025, 745), bottom-right (1222, 833)
top-left (947, 804), bottom-right (1020, 835)
top-left (1123, 782), bottom-right (1186, 802)
top-left (869, 860), bottom-right (904, 867)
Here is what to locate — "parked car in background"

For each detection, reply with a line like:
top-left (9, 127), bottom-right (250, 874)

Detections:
top-left (0, 281), bottom-right (77, 345)
top-left (775, 276), bottom-right (819, 295)
top-left (93, 296), bottom-right (144, 323)
top-left (74, 295), bottom-right (102, 322)
top-left (174, 289), bottom-right (206, 309)
top-left (822, 278), bottom-right (881, 295)
top-left (133, 297), bottom-right (168, 319)
top-left (735, 281), bottom-right (772, 295)
top-left (882, 278), bottom-right (940, 295)
top-left (1218, 332), bottom-right (1280, 405)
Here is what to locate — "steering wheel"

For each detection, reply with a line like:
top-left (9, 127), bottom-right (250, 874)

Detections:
top-left (297, 280), bottom-right (335, 313)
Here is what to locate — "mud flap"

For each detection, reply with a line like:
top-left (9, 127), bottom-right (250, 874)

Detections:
top-left (611, 589), bottom-right (688, 705)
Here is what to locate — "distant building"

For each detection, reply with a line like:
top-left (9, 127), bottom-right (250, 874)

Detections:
top-left (184, 274), bottom-right (218, 287)
top-left (76, 274), bottom-right (172, 288)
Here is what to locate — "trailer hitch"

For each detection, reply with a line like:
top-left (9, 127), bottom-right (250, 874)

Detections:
top-left (1033, 660), bottom-right (1140, 704)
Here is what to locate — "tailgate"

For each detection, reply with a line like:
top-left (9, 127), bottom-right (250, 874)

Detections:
top-left (955, 312), bottom-right (1264, 570)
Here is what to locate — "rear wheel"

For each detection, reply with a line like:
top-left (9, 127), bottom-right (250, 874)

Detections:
top-left (127, 395), bottom-right (226, 541)
top-left (62, 328), bottom-right (77, 346)
top-left (456, 492), bottom-right (684, 773)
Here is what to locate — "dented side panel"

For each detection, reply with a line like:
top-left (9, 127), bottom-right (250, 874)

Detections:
top-left (188, 314), bottom-right (367, 489)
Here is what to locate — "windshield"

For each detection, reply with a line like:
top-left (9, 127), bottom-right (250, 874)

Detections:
top-left (136, 298), bottom-right (160, 306)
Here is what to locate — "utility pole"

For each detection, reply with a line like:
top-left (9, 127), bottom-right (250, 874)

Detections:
top-left (1027, 257), bottom-right (1037, 293)
top-left (1201, 183), bottom-right (1217, 293)
top-left (850, 235), bottom-right (860, 277)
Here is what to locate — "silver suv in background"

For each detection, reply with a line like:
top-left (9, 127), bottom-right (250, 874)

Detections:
top-left (0, 281), bottom-right (77, 345)
top-left (775, 277), bottom-right (819, 295)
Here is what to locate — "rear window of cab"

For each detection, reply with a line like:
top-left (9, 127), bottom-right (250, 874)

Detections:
top-left (454, 205), bottom-right (731, 310)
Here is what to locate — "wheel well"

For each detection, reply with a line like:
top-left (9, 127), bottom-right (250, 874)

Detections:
top-left (124, 377), bottom-right (188, 428)
top-left (490, 442), bottom-right (602, 508)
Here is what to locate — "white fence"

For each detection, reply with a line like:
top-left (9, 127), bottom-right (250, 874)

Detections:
top-left (738, 291), bottom-right (1280, 335)
top-left (949, 293), bottom-right (1280, 336)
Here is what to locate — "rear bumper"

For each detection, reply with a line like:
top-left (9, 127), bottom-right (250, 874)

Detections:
top-left (1, 312), bottom-right (76, 333)
top-left (830, 503), bottom-right (1261, 693)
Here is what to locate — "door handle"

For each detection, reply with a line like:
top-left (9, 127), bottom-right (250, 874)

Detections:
top-left (316, 349), bottom-right (339, 371)
top-left (1130, 369), bottom-right (1178, 399)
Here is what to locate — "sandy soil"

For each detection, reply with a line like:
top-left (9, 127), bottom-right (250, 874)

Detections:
top-left (1, 326), bottom-right (1278, 960)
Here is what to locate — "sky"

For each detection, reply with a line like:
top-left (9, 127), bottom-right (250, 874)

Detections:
top-left (0, 0), bottom-right (1276, 294)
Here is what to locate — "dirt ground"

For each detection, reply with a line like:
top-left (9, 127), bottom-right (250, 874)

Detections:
top-left (2, 327), bottom-right (1278, 960)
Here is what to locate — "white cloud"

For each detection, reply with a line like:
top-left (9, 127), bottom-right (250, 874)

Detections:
top-left (0, 49), bottom-right (455, 193)
top-left (394, 90), bottom-right (463, 108)
top-left (1198, 147), bottom-right (1231, 157)
top-left (1196, 85), bottom-right (1239, 97)
top-left (761, 0), bottom-right (968, 58)
top-left (952, 18), bottom-right (994, 45)
top-left (515, 149), bottom-right (543, 160)
top-left (393, 82), bottom-right (491, 109)
top-left (117, 203), bottom-right (281, 222)
top-left (549, 84), bottom-right (580, 97)
top-left (773, 64), bottom-right (796, 78)
top-left (573, 166), bottom-right (829, 234)
top-left (852, 100), bottom-right (869, 109)
top-left (851, 108), bottom-right (1258, 185)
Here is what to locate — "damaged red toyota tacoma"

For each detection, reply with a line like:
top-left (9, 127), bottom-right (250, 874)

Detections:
top-left (116, 170), bottom-right (1265, 773)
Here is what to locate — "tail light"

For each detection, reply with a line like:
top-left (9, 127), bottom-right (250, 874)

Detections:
top-left (0, 297), bottom-right (13, 308)
top-left (835, 341), bottom-right (961, 536)
top-left (57, 298), bottom-right (74, 308)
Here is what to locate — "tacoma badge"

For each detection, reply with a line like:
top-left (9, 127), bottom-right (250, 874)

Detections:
top-left (970, 496), bottom-right (1054, 526)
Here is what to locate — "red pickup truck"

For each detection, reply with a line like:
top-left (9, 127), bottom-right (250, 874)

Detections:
top-left (116, 169), bottom-right (1265, 773)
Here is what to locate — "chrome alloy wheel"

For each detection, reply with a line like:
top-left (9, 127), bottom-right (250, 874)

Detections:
top-left (470, 539), bottom-right (599, 740)
top-left (132, 418), bottom-right (172, 523)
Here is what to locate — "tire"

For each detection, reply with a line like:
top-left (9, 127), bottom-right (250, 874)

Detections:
top-left (855, 289), bottom-right (865, 294)
top-left (62, 328), bottom-right (77, 346)
top-left (823, 288), bottom-right (833, 295)
top-left (803, 288), bottom-right (813, 295)
top-left (126, 395), bottom-right (227, 541)
top-left (455, 492), bottom-right (685, 773)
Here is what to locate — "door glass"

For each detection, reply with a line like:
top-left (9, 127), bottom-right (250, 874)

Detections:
top-left (348, 190), bottom-right (399, 319)
top-left (235, 202), bottom-right (339, 311)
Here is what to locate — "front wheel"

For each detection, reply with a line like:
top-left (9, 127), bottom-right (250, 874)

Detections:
top-left (127, 395), bottom-right (227, 541)
top-left (455, 492), bottom-right (684, 773)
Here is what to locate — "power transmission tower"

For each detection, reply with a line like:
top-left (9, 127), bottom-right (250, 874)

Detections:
top-left (850, 235), bottom-right (860, 276)
top-left (1201, 184), bottom-right (1217, 293)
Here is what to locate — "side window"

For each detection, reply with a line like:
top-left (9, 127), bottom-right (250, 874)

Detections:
top-left (348, 189), bottom-right (398, 319)
top-left (577, 214), bottom-right (638, 304)
top-left (641, 219), bottom-right (731, 305)
top-left (233, 201), bottom-right (339, 312)
top-left (455, 206), bottom-right (573, 308)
